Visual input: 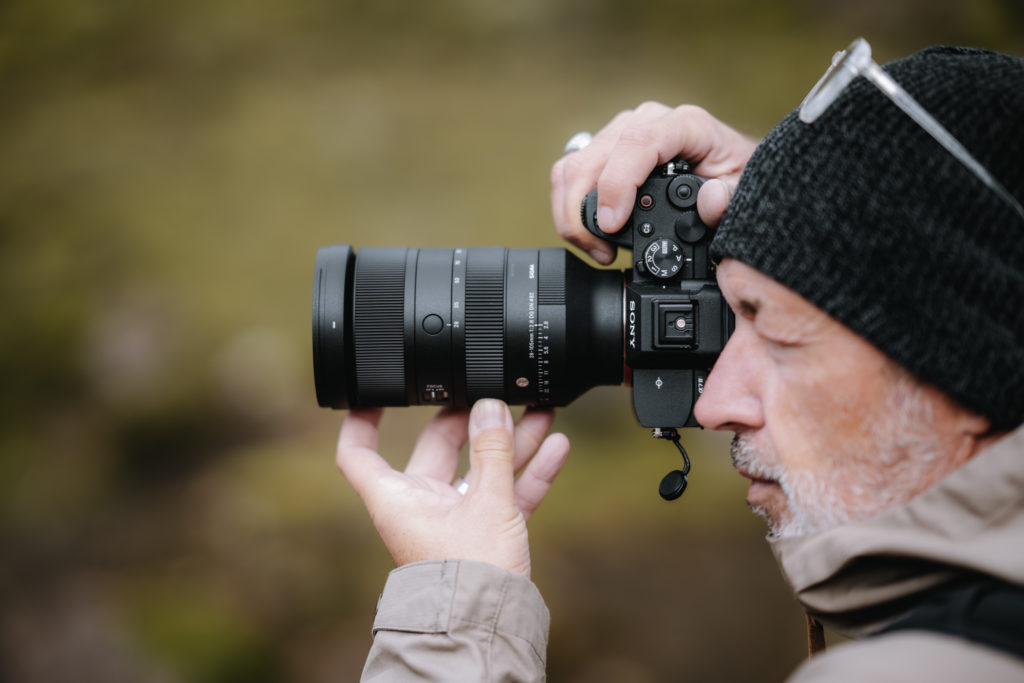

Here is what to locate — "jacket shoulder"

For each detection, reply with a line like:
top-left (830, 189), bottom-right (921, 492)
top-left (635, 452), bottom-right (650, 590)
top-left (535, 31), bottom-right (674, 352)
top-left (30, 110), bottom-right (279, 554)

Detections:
top-left (787, 631), bottom-right (1024, 683)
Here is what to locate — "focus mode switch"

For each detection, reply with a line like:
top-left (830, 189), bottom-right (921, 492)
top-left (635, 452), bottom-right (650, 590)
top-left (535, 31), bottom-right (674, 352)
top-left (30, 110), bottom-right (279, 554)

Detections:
top-left (655, 301), bottom-right (696, 348)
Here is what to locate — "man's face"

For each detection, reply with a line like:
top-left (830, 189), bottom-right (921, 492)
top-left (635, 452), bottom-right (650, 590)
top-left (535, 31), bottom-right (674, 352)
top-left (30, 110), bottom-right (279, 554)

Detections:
top-left (693, 259), bottom-right (968, 537)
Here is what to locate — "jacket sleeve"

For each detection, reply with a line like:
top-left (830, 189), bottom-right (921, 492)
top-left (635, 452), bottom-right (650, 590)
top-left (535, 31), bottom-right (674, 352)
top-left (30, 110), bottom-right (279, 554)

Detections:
top-left (361, 559), bottom-right (550, 682)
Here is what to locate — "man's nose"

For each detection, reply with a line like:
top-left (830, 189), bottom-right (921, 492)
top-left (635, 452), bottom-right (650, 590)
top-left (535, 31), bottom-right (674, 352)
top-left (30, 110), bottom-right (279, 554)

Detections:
top-left (693, 331), bottom-right (763, 431)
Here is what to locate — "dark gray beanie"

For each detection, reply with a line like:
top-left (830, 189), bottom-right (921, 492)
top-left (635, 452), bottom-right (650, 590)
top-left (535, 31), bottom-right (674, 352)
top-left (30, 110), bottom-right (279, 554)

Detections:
top-left (711, 46), bottom-right (1024, 429)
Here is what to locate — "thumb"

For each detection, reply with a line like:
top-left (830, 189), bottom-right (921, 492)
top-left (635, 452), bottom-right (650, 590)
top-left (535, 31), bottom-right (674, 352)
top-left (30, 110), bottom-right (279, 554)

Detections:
top-left (467, 399), bottom-right (516, 498)
top-left (697, 177), bottom-right (732, 228)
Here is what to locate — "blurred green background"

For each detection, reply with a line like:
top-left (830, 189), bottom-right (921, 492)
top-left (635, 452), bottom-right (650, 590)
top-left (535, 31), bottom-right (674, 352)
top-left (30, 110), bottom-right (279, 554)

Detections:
top-left (1, 1), bottom-right (1020, 680)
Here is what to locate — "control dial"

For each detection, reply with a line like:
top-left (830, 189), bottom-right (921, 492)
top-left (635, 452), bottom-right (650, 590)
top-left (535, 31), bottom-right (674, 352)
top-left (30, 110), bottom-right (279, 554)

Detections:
top-left (643, 239), bottom-right (685, 279)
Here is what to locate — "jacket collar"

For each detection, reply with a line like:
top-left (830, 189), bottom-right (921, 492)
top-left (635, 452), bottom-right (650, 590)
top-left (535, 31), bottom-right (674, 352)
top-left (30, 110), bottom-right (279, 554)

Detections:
top-left (768, 424), bottom-right (1024, 637)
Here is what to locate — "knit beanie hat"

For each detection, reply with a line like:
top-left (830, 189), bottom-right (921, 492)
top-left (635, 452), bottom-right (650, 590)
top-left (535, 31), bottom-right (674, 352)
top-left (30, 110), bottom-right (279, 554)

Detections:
top-left (711, 46), bottom-right (1024, 429)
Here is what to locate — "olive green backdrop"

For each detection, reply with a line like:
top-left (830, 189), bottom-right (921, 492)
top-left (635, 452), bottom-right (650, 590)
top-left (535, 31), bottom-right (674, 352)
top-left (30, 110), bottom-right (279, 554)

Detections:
top-left (2, 1), bottom-right (1020, 680)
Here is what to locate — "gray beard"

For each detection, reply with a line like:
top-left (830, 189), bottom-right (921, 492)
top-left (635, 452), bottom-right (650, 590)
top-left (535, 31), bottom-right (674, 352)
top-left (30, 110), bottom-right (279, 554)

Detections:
top-left (730, 434), bottom-right (855, 538)
top-left (729, 374), bottom-right (944, 538)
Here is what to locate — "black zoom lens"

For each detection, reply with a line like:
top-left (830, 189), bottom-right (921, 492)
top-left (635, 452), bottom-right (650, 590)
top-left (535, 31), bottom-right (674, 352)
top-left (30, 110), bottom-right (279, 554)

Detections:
top-left (313, 245), bottom-right (623, 409)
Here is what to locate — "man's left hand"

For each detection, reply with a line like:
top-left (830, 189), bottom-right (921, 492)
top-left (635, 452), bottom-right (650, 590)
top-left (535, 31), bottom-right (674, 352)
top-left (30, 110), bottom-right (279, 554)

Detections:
top-left (336, 399), bottom-right (571, 578)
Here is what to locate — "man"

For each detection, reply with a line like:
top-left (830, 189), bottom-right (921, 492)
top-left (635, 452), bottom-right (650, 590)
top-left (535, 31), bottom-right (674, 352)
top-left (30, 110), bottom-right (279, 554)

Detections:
top-left (337, 44), bottom-right (1024, 680)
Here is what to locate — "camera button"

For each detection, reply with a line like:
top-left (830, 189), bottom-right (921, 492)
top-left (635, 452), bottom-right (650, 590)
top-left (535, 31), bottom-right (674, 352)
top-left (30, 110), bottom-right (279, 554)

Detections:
top-left (639, 222), bottom-right (655, 237)
top-left (422, 314), bottom-right (445, 335)
top-left (638, 193), bottom-right (655, 210)
top-left (675, 213), bottom-right (707, 243)
top-left (667, 176), bottom-right (700, 209)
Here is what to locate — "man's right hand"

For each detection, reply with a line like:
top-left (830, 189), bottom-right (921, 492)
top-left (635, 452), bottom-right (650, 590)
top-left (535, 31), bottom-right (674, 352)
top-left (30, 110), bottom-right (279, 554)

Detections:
top-left (550, 102), bottom-right (759, 264)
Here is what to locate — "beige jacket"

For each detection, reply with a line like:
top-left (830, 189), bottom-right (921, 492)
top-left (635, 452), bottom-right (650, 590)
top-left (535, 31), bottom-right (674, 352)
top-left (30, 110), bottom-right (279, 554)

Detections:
top-left (362, 425), bottom-right (1024, 681)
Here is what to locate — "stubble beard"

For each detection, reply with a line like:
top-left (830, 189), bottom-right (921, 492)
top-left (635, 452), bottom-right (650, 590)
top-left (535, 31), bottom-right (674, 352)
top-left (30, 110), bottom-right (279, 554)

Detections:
top-left (730, 373), bottom-right (945, 539)
top-left (730, 434), bottom-right (856, 538)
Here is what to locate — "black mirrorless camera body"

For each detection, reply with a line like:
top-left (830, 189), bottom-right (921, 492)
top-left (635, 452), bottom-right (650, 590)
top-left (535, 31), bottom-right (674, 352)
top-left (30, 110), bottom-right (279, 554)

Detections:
top-left (578, 160), bottom-right (734, 428)
top-left (313, 161), bottom-right (734, 482)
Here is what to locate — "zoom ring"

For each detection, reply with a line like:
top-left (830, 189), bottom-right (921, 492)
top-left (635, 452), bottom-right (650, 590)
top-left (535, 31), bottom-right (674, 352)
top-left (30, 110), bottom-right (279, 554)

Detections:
top-left (464, 249), bottom-right (505, 401)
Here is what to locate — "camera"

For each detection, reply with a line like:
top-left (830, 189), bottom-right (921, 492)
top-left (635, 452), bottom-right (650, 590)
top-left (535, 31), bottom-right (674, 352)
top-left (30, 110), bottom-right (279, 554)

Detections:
top-left (579, 160), bottom-right (734, 428)
top-left (312, 160), bottom-right (733, 432)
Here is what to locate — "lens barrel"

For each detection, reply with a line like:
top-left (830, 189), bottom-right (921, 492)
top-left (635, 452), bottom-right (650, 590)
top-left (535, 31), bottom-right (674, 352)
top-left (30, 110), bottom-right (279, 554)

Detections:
top-left (313, 245), bottom-right (623, 409)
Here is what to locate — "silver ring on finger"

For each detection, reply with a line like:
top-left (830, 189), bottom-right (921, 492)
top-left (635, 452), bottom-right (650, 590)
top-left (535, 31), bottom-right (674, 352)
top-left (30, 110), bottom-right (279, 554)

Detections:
top-left (563, 131), bottom-right (593, 155)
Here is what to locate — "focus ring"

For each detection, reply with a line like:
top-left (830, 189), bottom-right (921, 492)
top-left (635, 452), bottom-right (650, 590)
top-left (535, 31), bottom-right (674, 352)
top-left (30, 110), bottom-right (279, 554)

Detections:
top-left (352, 248), bottom-right (407, 405)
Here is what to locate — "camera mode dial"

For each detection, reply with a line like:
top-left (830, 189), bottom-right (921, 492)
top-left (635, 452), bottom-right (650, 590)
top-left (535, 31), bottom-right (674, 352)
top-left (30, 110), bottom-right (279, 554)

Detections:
top-left (643, 238), bottom-right (685, 280)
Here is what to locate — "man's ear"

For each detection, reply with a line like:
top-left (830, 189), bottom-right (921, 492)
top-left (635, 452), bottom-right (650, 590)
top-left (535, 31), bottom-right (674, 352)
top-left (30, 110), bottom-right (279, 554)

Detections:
top-left (953, 405), bottom-right (1003, 465)
top-left (960, 410), bottom-right (992, 438)
top-left (923, 383), bottom-right (1000, 466)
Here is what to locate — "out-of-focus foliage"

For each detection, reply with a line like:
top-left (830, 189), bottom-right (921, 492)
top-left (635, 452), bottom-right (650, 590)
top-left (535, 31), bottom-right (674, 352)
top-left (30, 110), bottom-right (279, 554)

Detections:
top-left (1, 0), bottom-right (1020, 680)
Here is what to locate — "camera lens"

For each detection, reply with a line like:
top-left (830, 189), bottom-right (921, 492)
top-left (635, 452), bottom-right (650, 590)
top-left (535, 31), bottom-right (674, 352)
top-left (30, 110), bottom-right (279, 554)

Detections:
top-left (313, 245), bottom-right (624, 409)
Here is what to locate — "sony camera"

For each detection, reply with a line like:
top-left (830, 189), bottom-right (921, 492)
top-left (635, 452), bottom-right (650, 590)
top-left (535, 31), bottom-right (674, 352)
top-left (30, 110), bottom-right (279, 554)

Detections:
top-left (579, 160), bottom-right (734, 428)
top-left (312, 160), bottom-right (733, 437)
